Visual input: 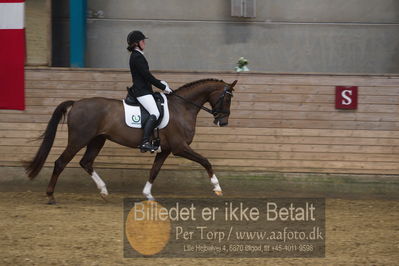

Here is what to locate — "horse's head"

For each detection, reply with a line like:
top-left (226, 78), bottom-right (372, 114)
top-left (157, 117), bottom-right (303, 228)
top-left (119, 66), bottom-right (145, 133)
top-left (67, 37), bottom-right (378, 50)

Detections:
top-left (209, 80), bottom-right (237, 127)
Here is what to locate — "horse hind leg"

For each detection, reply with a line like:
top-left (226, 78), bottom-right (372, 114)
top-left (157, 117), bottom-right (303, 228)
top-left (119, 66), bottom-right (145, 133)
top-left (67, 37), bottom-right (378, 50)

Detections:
top-left (79, 135), bottom-right (108, 198)
top-left (46, 144), bottom-right (83, 204)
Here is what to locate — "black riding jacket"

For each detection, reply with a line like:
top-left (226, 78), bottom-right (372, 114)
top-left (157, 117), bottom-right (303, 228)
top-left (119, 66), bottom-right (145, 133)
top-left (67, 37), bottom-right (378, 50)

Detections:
top-left (129, 50), bottom-right (166, 97)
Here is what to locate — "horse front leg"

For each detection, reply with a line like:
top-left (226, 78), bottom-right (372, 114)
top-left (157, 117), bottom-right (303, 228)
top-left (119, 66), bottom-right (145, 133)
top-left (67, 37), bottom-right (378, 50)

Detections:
top-left (174, 145), bottom-right (223, 196)
top-left (143, 149), bottom-right (171, 200)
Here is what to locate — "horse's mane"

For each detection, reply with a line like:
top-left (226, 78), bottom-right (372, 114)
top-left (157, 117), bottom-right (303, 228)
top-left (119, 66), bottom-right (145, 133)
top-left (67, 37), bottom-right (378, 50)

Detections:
top-left (175, 79), bottom-right (224, 92)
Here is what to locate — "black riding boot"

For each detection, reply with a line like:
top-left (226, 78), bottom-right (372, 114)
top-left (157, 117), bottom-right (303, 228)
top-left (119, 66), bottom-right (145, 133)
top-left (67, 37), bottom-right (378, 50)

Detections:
top-left (140, 115), bottom-right (157, 152)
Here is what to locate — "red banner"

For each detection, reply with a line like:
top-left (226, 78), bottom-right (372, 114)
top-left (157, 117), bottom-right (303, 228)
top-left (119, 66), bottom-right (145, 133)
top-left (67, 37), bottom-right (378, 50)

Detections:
top-left (0, 0), bottom-right (25, 110)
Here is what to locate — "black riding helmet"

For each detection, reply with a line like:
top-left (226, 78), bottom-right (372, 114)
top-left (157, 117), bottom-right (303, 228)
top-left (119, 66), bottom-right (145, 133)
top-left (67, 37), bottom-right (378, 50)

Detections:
top-left (127, 30), bottom-right (148, 45)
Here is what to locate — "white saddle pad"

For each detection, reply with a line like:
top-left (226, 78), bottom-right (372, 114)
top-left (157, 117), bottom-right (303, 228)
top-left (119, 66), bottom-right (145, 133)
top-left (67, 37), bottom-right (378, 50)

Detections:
top-left (123, 93), bottom-right (169, 129)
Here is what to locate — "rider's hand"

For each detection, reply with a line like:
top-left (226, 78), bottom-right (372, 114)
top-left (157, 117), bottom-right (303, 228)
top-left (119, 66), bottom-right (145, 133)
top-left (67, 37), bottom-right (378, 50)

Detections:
top-left (164, 87), bottom-right (173, 94)
top-left (161, 80), bottom-right (173, 94)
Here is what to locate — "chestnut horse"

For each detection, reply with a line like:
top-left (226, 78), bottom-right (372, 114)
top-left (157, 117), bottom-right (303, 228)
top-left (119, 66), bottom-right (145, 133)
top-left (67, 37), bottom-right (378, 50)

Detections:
top-left (25, 79), bottom-right (237, 204)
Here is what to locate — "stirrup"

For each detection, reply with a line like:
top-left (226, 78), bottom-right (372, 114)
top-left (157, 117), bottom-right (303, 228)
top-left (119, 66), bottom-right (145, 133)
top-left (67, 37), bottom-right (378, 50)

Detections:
top-left (140, 141), bottom-right (155, 153)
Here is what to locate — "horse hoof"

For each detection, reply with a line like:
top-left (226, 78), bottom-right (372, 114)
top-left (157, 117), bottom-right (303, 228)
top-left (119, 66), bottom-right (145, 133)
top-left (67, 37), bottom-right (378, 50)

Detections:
top-left (214, 190), bottom-right (223, 197)
top-left (143, 193), bottom-right (155, 202)
top-left (47, 196), bottom-right (56, 205)
top-left (100, 192), bottom-right (108, 202)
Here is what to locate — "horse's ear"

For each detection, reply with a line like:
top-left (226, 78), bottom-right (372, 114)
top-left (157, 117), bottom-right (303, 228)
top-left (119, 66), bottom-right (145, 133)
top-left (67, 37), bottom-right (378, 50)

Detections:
top-left (231, 80), bottom-right (238, 88)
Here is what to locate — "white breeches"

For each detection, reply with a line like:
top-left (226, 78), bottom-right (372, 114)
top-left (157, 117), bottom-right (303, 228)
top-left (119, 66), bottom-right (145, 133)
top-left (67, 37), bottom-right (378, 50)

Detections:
top-left (137, 94), bottom-right (160, 119)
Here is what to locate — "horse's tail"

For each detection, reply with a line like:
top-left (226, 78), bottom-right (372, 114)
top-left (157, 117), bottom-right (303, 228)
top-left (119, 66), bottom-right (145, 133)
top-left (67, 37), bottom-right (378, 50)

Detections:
top-left (25, 100), bottom-right (75, 179)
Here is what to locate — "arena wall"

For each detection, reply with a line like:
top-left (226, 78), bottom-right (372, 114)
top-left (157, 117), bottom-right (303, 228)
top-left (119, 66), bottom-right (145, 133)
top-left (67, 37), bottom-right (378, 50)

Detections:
top-left (1, 68), bottom-right (399, 180)
top-left (50, 0), bottom-right (399, 73)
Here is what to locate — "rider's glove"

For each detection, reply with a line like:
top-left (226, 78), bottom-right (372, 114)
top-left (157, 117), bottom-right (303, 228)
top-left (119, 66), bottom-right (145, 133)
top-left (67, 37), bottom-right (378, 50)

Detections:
top-left (164, 87), bottom-right (173, 94)
top-left (161, 80), bottom-right (173, 94)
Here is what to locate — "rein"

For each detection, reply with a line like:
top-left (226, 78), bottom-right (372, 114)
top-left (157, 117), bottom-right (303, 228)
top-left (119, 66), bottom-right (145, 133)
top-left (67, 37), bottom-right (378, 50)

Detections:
top-left (171, 92), bottom-right (215, 115)
top-left (170, 86), bottom-right (233, 117)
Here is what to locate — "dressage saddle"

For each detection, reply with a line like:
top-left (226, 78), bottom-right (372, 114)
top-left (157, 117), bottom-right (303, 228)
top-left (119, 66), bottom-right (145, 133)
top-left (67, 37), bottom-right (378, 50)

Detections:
top-left (125, 87), bottom-right (165, 128)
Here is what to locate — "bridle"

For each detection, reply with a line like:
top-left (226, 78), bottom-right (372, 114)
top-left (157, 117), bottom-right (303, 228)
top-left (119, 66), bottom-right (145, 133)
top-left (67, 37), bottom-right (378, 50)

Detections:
top-left (171, 85), bottom-right (233, 119)
top-left (211, 86), bottom-right (233, 119)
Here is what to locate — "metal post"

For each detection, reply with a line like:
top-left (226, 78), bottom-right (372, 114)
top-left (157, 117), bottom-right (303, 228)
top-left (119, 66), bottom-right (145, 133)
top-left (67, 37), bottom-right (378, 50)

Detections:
top-left (69, 0), bottom-right (86, 67)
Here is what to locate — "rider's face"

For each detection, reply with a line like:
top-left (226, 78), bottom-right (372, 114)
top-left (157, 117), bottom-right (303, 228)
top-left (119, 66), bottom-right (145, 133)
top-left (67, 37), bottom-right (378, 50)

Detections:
top-left (139, 39), bottom-right (146, 50)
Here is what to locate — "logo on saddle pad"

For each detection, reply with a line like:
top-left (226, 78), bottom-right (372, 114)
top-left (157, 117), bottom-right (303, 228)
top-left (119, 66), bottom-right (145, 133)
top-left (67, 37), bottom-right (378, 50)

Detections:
top-left (132, 115), bottom-right (141, 124)
top-left (123, 93), bottom-right (169, 129)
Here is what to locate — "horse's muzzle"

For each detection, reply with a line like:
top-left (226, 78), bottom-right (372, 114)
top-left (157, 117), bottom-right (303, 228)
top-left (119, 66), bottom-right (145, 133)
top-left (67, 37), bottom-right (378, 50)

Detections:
top-left (214, 119), bottom-right (228, 127)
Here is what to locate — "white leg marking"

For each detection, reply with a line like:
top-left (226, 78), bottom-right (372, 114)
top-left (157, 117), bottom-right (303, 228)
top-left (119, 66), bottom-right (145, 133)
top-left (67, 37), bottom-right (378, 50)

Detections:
top-left (211, 174), bottom-right (222, 192)
top-left (91, 171), bottom-right (108, 196)
top-left (143, 181), bottom-right (155, 200)
top-left (156, 146), bottom-right (162, 153)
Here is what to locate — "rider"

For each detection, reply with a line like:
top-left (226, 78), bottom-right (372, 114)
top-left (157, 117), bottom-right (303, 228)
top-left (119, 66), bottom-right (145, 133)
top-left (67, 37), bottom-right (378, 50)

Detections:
top-left (126, 30), bottom-right (173, 152)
